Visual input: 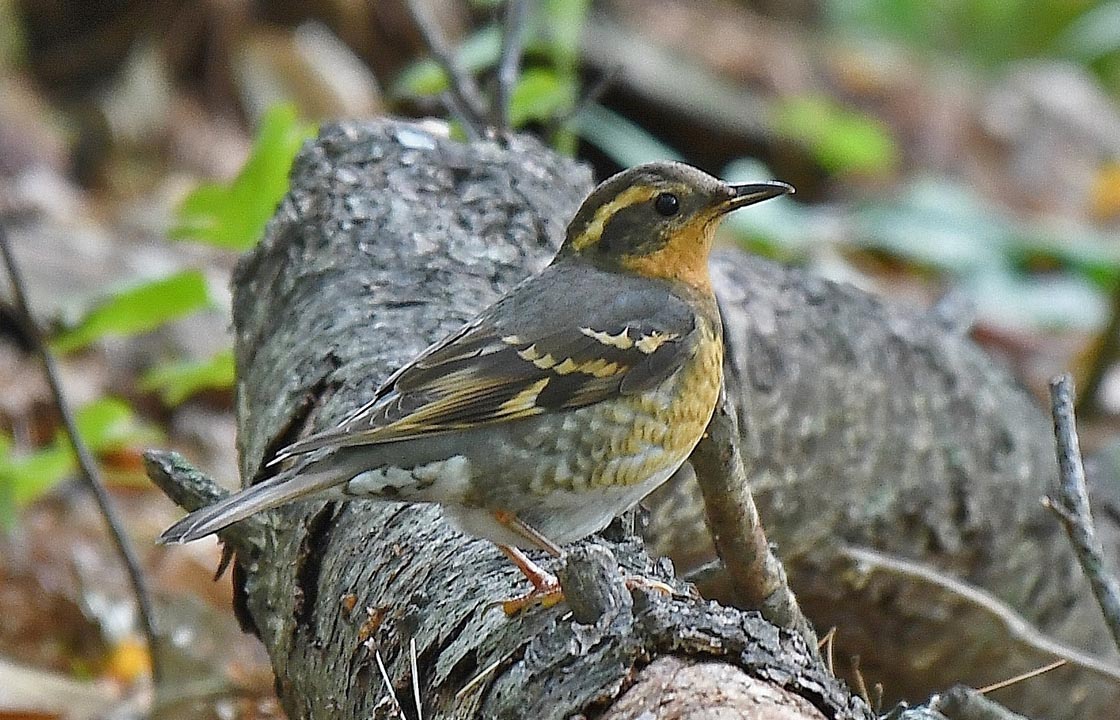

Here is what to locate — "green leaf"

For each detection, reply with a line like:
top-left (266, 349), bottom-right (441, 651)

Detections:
top-left (0, 438), bottom-right (72, 509)
top-left (774, 96), bottom-right (898, 176)
top-left (0, 0), bottom-right (26, 67)
top-left (853, 177), bottom-right (1012, 273)
top-left (141, 349), bottom-right (236, 406)
top-left (964, 270), bottom-right (1108, 332)
top-left (0, 398), bottom-right (162, 524)
top-left (75, 397), bottom-right (163, 451)
top-left (391, 25), bottom-right (503, 98)
top-left (509, 69), bottom-right (576, 127)
top-left (170, 104), bottom-right (317, 249)
top-left (51, 270), bottom-right (211, 353)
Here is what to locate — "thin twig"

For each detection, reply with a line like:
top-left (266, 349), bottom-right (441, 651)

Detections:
top-left (851, 655), bottom-right (871, 707)
top-left (1047, 373), bottom-right (1120, 653)
top-left (455, 657), bottom-right (503, 699)
top-left (492, 0), bottom-right (531, 133)
top-left (404, 0), bottom-right (488, 134)
top-left (557, 65), bottom-right (621, 126)
top-left (410, 637), bottom-right (423, 720)
top-left (373, 646), bottom-right (404, 717)
top-left (842, 545), bottom-right (1120, 684)
top-left (439, 90), bottom-right (483, 142)
top-left (977, 659), bottom-right (1067, 695)
top-left (0, 224), bottom-right (162, 686)
top-left (817, 626), bottom-right (836, 675)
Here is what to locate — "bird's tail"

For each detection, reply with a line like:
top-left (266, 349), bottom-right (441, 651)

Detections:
top-left (158, 463), bottom-right (341, 544)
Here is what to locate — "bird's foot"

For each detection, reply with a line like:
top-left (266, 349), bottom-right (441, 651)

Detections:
top-left (496, 542), bottom-right (566, 615)
top-left (500, 576), bottom-right (565, 615)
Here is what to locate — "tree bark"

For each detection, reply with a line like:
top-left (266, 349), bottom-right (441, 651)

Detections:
top-left (149, 119), bottom-right (867, 720)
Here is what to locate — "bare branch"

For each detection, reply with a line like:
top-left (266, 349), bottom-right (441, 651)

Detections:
top-left (687, 388), bottom-right (818, 651)
top-left (1046, 373), bottom-right (1120, 653)
top-left (0, 223), bottom-right (163, 688)
top-left (493, 0), bottom-right (532, 133)
top-left (558, 65), bottom-right (621, 127)
top-left (439, 90), bottom-right (483, 141)
top-left (405, 0), bottom-right (488, 134)
top-left (842, 545), bottom-right (1120, 685)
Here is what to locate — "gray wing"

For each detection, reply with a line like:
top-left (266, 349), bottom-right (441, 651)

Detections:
top-left (273, 262), bottom-right (699, 458)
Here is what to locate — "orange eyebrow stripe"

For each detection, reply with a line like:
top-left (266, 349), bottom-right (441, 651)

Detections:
top-left (570, 185), bottom-right (660, 251)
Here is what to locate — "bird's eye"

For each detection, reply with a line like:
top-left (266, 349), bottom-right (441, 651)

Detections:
top-left (654, 192), bottom-right (680, 217)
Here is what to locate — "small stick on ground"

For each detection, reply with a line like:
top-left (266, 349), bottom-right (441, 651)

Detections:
top-left (977, 659), bottom-right (1067, 695)
top-left (410, 637), bottom-right (424, 720)
top-left (687, 388), bottom-right (819, 652)
top-left (0, 223), bottom-right (163, 685)
top-left (405, 0), bottom-right (488, 136)
top-left (1046, 373), bottom-right (1120, 654)
top-left (850, 655), bottom-right (870, 707)
top-left (373, 647), bottom-right (404, 717)
top-left (817, 626), bottom-right (837, 675)
top-left (842, 545), bottom-right (1120, 684)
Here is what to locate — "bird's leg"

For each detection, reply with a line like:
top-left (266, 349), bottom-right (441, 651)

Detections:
top-left (493, 511), bottom-right (565, 615)
top-left (493, 509), bottom-right (563, 557)
top-left (496, 544), bottom-right (564, 614)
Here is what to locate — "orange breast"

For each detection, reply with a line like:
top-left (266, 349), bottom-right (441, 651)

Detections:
top-left (658, 318), bottom-right (724, 457)
top-left (594, 317), bottom-right (723, 487)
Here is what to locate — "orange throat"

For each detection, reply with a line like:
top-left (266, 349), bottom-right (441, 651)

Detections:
top-left (619, 221), bottom-right (716, 294)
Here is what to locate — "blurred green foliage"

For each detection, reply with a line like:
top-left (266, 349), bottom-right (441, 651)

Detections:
top-left (170, 104), bottom-right (317, 249)
top-left (854, 178), bottom-right (1115, 329)
top-left (140, 349), bottom-right (235, 407)
top-left (0, 399), bottom-right (162, 527)
top-left (0, 0), bottom-right (24, 67)
top-left (573, 104), bottom-right (682, 167)
top-left (155, 105), bottom-right (317, 404)
top-left (827, 0), bottom-right (1120, 92)
top-left (392, 0), bottom-right (589, 150)
top-left (2, 106), bottom-right (311, 520)
top-left (393, 25), bottom-right (503, 97)
top-left (507, 67), bottom-right (577, 127)
top-left (53, 270), bottom-right (212, 354)
top-left (722, 171), bottom-right (1118, 331)
top-left (773, 96), bottom-right (899, 176)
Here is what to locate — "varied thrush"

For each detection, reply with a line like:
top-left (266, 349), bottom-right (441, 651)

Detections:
top-left (160, 161), bottom-right (791, 610)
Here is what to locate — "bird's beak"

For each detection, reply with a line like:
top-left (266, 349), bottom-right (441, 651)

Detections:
top-left (721, 181), bottom-right (795, 212)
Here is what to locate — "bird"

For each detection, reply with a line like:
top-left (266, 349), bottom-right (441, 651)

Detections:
top-left (159, 161), bottom-right (792, 612)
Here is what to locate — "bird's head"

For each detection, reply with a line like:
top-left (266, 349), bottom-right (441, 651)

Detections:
top-left (558, 162), bottom-right (792, 292)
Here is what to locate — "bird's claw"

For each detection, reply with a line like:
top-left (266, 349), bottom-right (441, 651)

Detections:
top-left (499, 581), bottom-right (566, 616)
